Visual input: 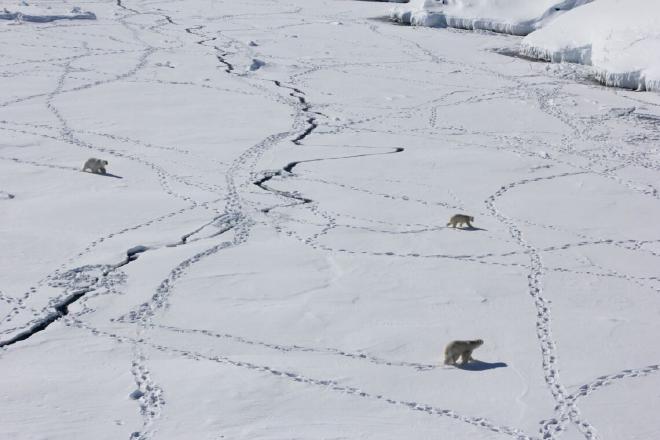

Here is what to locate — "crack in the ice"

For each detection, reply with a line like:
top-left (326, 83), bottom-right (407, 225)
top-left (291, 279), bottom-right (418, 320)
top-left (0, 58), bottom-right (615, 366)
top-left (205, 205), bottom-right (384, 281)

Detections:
top-left (0, 246), bottom-right (147, 349)
top-left (254, 147), bottom-right (405, 213)
top-left (0, 288), bottom-right (92, 348)
top-left (273, 80), bottom-right (319, 145)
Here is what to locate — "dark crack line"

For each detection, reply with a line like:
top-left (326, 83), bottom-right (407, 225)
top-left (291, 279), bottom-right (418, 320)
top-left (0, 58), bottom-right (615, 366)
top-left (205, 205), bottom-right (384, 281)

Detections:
top-left (0, 246), bottom-right (149, 349)
top-left (0, 209), bottom-right (236, 349)
top-left (284, 147), bottom-right (404, 173)
top-left (292, 117), bottom-right (318, 145)
top-left (184, 26), bottom-right (235, 74)
top-left (0, 288), bottom-right (92, 348)
top-left (215, 52), bottom-right (234, 74)
top-left (254, 147), bottom-right (405, 213)
top-left (273, 80), bottom-right (318, 145)
top-left (116, 0), bottom-right (140, 14)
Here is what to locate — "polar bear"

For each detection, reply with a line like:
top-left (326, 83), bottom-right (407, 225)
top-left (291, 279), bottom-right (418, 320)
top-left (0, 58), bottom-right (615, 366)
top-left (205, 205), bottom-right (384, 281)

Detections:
top-left (82, 158), bottom-right (108, 174)
top-left (444, 339), bottom-right (483, 365)
top-left (447, 214), bottom-right (474, 229)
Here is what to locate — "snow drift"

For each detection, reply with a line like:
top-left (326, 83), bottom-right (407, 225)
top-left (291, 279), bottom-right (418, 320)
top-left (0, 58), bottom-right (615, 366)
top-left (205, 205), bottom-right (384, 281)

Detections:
top-left (521, 0), bottom-right (660, 92)
top-left (390, 0), bottom-right (592, 35)
top-left (0, 2), bottom-right (95, 22)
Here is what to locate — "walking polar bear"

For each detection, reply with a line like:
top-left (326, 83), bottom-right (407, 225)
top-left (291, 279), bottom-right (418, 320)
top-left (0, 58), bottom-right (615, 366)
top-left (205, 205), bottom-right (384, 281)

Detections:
top-left (447, 214), bottom-right (475, 229)
top-left (444, 339), bottom-right (483, 366)
top-left (82, 158), bottom-right (108, 174)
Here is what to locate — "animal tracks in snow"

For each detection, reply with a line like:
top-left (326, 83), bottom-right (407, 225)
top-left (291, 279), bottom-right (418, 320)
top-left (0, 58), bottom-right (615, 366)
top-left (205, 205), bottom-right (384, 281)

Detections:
top-left (2, 1), bottom-right (660, 440)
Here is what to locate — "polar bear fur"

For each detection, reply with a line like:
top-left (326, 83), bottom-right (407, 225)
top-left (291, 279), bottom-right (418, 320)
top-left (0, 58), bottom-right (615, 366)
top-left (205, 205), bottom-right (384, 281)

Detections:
top-left (82, 158), bottom-right (108, 174)
top-left (444, 339), bottom-right (483, 365)
top-left (447, 214), bottom-right (474, 229)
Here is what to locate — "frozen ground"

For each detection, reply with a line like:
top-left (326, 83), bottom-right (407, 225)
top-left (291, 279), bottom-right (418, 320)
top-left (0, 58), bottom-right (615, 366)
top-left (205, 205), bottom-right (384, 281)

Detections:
top-left (1, 1), bottom-right (660, 439)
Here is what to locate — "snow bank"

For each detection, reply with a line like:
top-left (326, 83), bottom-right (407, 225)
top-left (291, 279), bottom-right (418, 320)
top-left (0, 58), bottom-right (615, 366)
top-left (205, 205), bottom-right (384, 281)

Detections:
top-left (1, 1), bottom-right (95, 22)
top-left (390, 0), bottom-right (591, 35)
top-left (521, 0), bottom-right (660, 92)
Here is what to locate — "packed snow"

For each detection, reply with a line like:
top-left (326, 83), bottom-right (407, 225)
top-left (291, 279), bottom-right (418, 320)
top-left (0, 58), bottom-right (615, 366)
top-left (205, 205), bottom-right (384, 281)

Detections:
top-left (391, 0), bottom-right (660, 92)
top-left (2, 0), bottom-right (660, 439)
top-left (390, 0), bottom-right (591, 35)
top-left (521, 0), bottom-right (660, 92)
top-left (0, 1), bottom-right (95, 22)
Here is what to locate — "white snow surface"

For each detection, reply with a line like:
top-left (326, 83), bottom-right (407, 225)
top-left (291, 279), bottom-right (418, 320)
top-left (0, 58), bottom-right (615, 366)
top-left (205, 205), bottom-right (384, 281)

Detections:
top-left (2, 0), bottom-right (660, 439)
top-left (0, 1), bottom-right (95, 22)
top-left (390, 0), bottom-right (592, 35)
top-left (521, 0), bottom-right (660, 92)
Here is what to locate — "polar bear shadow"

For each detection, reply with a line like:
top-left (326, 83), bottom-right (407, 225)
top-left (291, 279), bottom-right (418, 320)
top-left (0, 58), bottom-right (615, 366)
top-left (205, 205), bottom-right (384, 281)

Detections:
top-left (83, 170), bottom-right (123, 179)
top-left (456, 226), bottom-right (488, 232)
top-left (456, 360), bottom-right (507, 371)
top-left (95, 172), bottom-right (123, 179)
